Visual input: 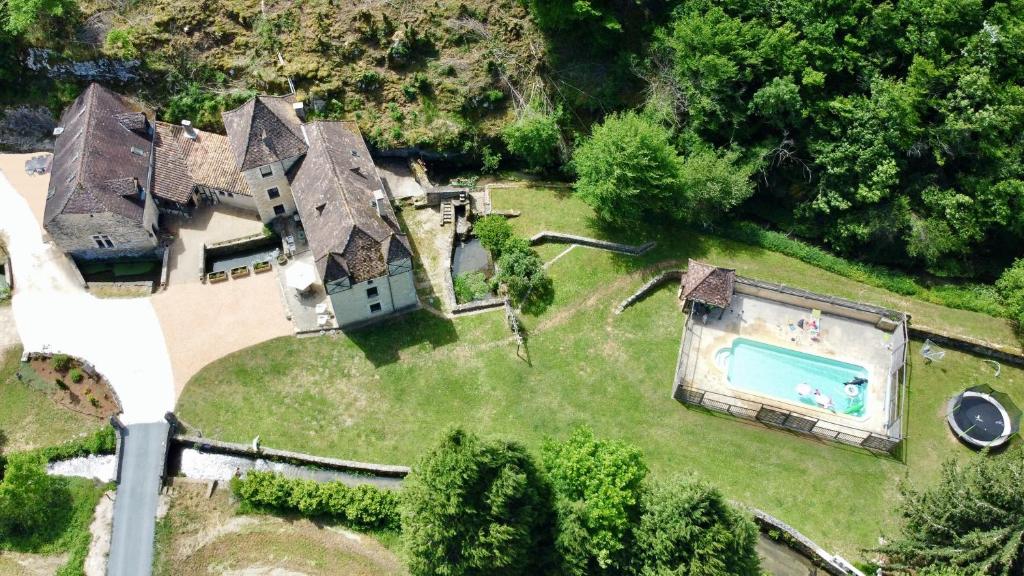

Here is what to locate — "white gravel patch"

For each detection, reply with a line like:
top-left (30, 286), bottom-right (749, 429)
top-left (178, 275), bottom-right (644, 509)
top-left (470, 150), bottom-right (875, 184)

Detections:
top-left (47, 455), bottom-right (118, 483)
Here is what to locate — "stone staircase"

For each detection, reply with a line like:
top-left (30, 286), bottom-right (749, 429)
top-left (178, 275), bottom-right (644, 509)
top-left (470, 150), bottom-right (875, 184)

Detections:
top-left (440, 200), bottom-right (454, 226)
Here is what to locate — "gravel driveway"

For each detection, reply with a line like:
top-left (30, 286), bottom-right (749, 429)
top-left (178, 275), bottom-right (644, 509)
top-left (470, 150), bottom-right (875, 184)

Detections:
top-left (0, 155), bottom-right (175, 424)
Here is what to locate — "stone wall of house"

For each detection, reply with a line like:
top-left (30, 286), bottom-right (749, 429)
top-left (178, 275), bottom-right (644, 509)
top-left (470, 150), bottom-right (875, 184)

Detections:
top-left (243, 156), bottom-right (300, 223)
top-left (46, 211), bottom-right (160, 260)
top-left (330, 263), bottom-right (417, 327)
top-left (388, 261), bottom-right (419, 311)
top-left (199, 185), bottom-right (257, 213)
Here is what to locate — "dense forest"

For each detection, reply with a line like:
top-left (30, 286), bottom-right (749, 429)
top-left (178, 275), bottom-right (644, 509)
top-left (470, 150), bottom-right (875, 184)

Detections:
top-left (1, 0), bottom-right (1023, 296)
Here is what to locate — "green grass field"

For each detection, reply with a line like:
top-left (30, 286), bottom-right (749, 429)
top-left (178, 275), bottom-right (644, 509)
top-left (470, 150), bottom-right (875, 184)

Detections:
top-left (178, 185), bottom-right (1024, 561)
top-left (0, 346), bottom-right (106, 452)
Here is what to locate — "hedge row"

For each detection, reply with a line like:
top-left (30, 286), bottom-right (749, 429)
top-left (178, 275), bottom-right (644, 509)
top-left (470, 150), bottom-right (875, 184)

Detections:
top-left (718, 222), bottom-right (1006, 318)
top-left (31, 426), bottom-right (117, 462)
top-left (1, 426), bottom-right (117, 474)
top-left (230, 471), bottom-right (399, 530)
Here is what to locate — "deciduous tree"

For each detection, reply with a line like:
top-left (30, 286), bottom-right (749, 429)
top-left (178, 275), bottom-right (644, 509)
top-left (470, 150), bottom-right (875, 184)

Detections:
top-left (542, 427), bottom-right (648, 576)
top-left (636, 476), bottom-right (760, 576)
top-left (401, 429), bottom-right (556, 576)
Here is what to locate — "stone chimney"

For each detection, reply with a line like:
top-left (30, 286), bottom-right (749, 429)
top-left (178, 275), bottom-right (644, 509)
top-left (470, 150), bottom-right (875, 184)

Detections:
top-left (181, 119), bottom-right (197, 140)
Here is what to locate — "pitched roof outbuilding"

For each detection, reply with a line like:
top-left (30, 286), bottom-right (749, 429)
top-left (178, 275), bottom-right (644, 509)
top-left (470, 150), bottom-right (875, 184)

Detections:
top-left (221, 95), bottom-right (308, 172)
top-left (45, 83), bottom-right (152, 225)
top-left (290, 121), bottom-right (411, 284)
top-left (679, 259), bottom-right (735, 309)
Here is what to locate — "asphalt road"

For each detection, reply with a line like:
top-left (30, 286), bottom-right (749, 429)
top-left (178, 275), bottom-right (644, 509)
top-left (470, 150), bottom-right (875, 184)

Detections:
top-left (107, 422), bottom-right (170, 576)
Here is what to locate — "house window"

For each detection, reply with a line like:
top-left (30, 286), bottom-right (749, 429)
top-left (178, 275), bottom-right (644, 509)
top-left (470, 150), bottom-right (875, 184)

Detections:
top-left (369, 302), bottom-right (382, 313)
top-left (91, 234), bottom-right (114, 248)
top-left (273, 204), bottom-right (286, 216)
top-left (259, 165), bottom-right (273, 178)
top-left (366, 286), bottom-right (379, 299)
top-left (267, 187), bottom-right (280, 199)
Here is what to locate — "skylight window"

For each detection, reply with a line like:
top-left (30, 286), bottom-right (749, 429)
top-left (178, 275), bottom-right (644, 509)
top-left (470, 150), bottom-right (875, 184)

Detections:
top-left (130, 146), bottom-right (146, 156)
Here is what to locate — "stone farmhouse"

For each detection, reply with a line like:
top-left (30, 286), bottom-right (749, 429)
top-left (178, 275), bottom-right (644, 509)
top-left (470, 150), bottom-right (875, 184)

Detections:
top-left (44, 83), bottom-right (418, 328)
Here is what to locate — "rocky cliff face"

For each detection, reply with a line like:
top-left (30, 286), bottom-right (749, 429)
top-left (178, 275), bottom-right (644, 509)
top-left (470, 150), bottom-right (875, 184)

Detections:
top-left (0, 106), bottom-right (55, 152)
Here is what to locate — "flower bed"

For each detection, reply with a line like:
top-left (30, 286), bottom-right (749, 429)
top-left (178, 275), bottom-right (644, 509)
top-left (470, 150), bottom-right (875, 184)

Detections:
top-left (208, 270), bottom-right (228, 283)
top-left (231, 265), bottom-right (250, 279)
top-left (18, 353), bottom-right (121, 419)
top-left (253, 260), bottom-right (273, 274)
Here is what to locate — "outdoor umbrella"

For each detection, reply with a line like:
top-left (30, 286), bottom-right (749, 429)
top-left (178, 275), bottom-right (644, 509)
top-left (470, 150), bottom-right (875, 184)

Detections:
top-left (285, 261), bottom-right (318, 291)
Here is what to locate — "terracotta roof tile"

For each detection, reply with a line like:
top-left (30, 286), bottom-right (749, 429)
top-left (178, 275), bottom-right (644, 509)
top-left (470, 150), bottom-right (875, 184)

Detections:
top-left (290, 121), bottom-right (412, 284)
top-left (45, 83), bottom-right (151, 225)
top-left (221, 95), bottom-right (308, 171)
top-left (679, 259), bottom-right (735, 308)
top-left (152, 121), bottom-right (251, 203)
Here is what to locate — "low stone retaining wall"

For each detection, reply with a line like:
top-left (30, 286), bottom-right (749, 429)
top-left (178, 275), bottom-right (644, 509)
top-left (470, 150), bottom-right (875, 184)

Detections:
top-left (908, 327), bottom-right (1024, 368)
top-left (171, 435), bottom-right (410, 478)
top-left (748, 507), bottom-right (864, 576)
top-left (529, 231), bottom-right (656, 255)
top-left (452, 297), bottom-right (506, 315)
top-left (615, 270), bottom-right (683, 314)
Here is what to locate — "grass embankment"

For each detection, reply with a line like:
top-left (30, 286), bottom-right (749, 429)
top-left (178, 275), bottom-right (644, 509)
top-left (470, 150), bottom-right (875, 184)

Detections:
top-left (494, 185), bottom-right (1020, 350)
top-left (153, 481), bottom-right (405, 576)
top-left (178, 185), bottom-right (1024, 560)
top-left (0, 346), bottom-right (106, 452)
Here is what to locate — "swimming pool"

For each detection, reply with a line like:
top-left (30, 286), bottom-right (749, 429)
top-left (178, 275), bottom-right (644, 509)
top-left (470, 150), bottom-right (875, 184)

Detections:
top-left (718, 338), bottom-right (870, 418)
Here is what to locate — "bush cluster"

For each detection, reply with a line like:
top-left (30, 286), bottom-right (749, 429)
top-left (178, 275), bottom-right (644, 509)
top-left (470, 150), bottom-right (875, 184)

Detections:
top-left (230, 471), bottom-right (399, 531)
top-left (454, 272), bottom-right (490, 304)
top-left (51, 354), bottom-right (71, 372)
top-left (718, 222), bottom-right (1006, 318)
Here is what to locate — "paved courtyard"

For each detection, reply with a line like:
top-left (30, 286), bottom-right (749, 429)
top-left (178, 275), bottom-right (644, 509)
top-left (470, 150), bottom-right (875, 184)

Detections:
top-left (0, 153), bottom-right (292, 405)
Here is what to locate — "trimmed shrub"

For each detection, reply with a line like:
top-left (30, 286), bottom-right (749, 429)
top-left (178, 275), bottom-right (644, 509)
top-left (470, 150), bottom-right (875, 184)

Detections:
top-left (69, 368), bottom-right (83, 383)
top-left (997, 259), bottom-right (1024, 331)
top-left (0, 454), bottom-right (72, 540)
top-left (454, 272), bottom-right (490, 303)
top-left (51, 354), bottom-right (71, 372)
top-left (230, 471), bottom-right (399, 530)
top-left (473, 215), bottom-right (514, 258)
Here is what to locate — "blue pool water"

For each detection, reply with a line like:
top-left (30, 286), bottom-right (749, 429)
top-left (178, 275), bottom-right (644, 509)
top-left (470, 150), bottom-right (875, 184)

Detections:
top-left (721, 338), bottom-right (870, 418)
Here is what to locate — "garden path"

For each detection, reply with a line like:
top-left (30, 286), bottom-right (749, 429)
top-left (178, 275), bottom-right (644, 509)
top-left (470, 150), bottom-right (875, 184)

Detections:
top-left (0, 155), bottom-right (175, 424)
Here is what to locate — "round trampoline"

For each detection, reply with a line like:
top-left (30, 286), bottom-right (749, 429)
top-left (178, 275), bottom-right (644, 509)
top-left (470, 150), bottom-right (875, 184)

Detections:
top-left (946, 385), bottom-right (1021, 449)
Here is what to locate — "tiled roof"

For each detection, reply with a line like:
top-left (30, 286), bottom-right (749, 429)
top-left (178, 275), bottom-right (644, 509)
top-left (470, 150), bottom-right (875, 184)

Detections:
top-left (45, 83), bottom-right (151, 225)
top-left (152, 121), bottom-right (251, 203)
top-left (221, 95), bottom-right (308, 172)
top-left (290, 121), bottom-right (412, 284)
top-left (679, 259), bottom-right (735, 308)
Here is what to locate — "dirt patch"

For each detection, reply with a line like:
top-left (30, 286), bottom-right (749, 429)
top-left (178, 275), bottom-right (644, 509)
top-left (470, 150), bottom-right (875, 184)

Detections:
top-left (84, 491), bottom-right (115, 576)
top-left (155, 481), bottom-right (405, 576)
top-left (0, 552), bottom-right (69, 576)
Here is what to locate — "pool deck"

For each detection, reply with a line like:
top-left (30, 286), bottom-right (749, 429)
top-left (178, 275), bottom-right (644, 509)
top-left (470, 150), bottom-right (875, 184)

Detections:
top-left (684, 293), bottom-right (896, 436)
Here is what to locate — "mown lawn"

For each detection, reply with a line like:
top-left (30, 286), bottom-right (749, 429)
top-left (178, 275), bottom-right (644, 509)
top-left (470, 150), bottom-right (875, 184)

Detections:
top-left (0, 346), bottom-right (105, 452)
top-left (178, 185), bottom-right (1024, 561)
